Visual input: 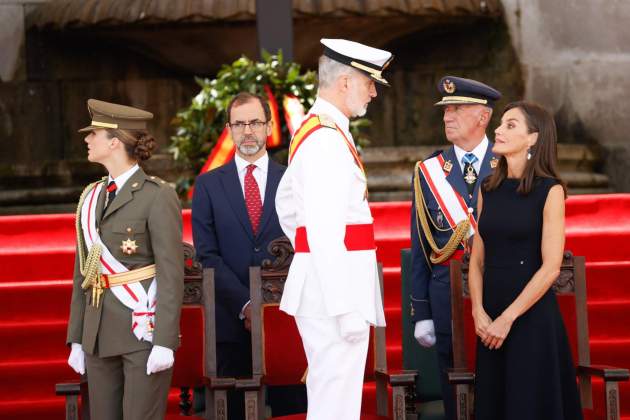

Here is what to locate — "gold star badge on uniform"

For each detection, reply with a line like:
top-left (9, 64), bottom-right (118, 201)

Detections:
top-left (443, 160), bottom-right (453, 173)
top-left (490, 157), bottom-right (499, 169)
top-left (121, 239), bottom-right (138, 255)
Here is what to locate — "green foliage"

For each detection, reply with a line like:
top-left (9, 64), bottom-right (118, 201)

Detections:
top-left (169, 52), bottom-right (371, 197)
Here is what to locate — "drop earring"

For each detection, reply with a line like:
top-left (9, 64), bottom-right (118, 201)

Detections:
top-left (527, 148), bottom-right (532, 160)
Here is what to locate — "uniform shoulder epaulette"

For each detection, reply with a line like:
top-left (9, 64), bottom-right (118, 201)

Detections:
top-left (317, 114), bottom-right (337, 129)
top-left (146, 175), bottom-right (169, 187)
top-left (424, 149), bottom-right (443, 161)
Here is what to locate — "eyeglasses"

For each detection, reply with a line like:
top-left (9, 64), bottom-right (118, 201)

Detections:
top-left (228, 120), bottom-right (268, 132)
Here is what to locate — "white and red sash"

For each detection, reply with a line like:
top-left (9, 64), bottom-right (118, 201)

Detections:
top-left (80, 182), bottom-right (157, 342)
top-left (418, 154), bottom-right (477, 239)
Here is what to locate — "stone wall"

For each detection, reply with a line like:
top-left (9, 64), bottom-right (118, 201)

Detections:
top-left (501, 0), bottom-right (630, 191)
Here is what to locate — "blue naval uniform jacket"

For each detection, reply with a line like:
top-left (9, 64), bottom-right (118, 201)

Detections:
top-left (409, 145), bottom-right (495, 335)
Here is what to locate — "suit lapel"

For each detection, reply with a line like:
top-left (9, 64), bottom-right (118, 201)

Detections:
top-left (256, 160), bottom-right (284, 237)
top-left (444, 147), bottom-right (470, 203)
top-left (220, 160), bottom-right (255, 240)
top-left (102, 168), bottom-right (145, 222)
top-left (472, 143), bottom-right (495, 205)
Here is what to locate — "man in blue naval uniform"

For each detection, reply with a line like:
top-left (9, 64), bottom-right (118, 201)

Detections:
top-left (410, 76), bottom-right (501, 419)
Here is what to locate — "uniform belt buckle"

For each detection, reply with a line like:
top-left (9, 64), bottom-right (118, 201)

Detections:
top-left (100, 273), bottom-right (110, 288)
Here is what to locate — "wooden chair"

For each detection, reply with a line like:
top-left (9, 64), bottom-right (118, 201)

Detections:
top-left (448, 251), bottom-right (630, 420)
top-left (55, 243), bottom-right (234, 419)
top-left (239, 236), bottom-right (418, 420)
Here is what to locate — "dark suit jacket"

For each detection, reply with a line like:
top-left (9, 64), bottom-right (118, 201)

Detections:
top-left (192, 157), bottom-right (286, 343)
top-left (410, 145), bottom-right (495, 335)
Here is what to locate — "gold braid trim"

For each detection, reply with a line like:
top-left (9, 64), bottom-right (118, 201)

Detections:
top-left (413, 162), bottom-right (470, 265)
top-left (75, 181), bottom-right (105, 292)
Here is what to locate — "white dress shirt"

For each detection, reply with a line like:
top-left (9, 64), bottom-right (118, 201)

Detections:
top-left (108, 163), bottom-right (140, 191)
top-left (234, 152), bottom-right (268, 204)
top-left (453, 135), bottom-right (489, 173)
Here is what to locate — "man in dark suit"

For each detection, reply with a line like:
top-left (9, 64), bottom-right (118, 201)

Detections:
top-left (409, 76), bottom-right (501, 419)
top-left (192, 92), bottom-right (305, 418)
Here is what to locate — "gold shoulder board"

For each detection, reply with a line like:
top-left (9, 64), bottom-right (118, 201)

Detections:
top-left (317, 114), bottom-right (337, 129)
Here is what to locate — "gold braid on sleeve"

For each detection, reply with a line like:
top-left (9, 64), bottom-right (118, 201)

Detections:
top-left (75, 181), bottom-right (104, 294)
top-left (413, 162), bottom-right (470, 265)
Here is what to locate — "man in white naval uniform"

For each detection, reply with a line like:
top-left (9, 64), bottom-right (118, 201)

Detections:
top-left (275, 38), bottom-right (394, 419)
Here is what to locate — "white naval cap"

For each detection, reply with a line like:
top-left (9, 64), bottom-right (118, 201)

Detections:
top-left (321, 38), bottom-right (394, 87)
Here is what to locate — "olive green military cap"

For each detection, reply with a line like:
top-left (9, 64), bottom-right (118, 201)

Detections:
top-left (78, 99), bottom-right (153, 132)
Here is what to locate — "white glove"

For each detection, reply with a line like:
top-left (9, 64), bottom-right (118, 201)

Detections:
top-left (338, 312), bottom-right (369, 344)
top-left (146, 345), bottom-right (174, 375)
top-left (414, 320), bottom-right (436, 348)
top-left (67, 343), bottom-right (85, 375)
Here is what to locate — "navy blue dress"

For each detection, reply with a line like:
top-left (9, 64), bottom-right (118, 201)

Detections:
top-left (475, 177), bottom-right (582, 419)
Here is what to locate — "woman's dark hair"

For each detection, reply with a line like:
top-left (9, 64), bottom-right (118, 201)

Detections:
top-left (483, 101), bottom-right (567, 196)
top-left (106, 129), bottom-right (156, 161)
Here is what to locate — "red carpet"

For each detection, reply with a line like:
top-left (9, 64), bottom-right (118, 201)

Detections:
top-left (0, 194), bottom-right (629, 419)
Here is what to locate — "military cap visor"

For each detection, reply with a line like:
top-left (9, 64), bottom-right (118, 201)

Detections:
top-left (321, 38), bottom-right (394, 87)
top-left (78, 99), bottom-right (154, 132)
top-left (434, 76), bottom-right (501, 107)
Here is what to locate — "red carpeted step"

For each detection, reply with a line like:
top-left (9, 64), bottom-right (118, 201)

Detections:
top-left (375, 238), bottom-right (410, 269)
top-left (0, 358), bottom-right (77, 402)
top-left (384, 306), bottom-right (402, 346)
top-left (590, 339), bottom-right (630, 370)
top-left (586, 262), bottom-right (630, 302)
top-left (566, 232), bottom-right (630, 263)
top-left (386, 344), bottom-right (402, 371)
top-left (0, 250), bottom-right (75, 283)
top-left (0, 280), bottom-right (72, 321)
top-left (0, 397), bottom-right (66, 420)
top-left (382, 266), bottom-right (401, 308)
top-left (0, 320), bottom-right (68, 361)
top-left (587, 300), bottom-right (630, 339)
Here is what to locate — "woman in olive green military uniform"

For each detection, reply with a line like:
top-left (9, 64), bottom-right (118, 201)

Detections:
top-left (66, 99), bottom-right (184, 420)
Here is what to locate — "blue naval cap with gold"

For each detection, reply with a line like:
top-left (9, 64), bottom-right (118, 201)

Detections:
top-left (434, 76), bottom-right (501, 107)
top-left (321, 38), bottom-right (394, 87)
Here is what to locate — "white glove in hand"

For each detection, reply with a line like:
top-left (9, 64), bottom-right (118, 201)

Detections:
top-left (146, 345), bottom-right (174, 375)
top-left (68, 343), bottom-right (85, 375)
top-left (338, 312), bottom-right (369, 343)
top-left (414, 320), bottom-right (436, 348)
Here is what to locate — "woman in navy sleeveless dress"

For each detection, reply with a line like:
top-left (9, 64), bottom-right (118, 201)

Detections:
top-left (468, 101), bottom-right (582, 419)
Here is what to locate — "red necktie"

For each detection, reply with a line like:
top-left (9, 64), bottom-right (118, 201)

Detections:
top-left (105, 180), bottom-right (117, 209)
top-left (244, 164), bottom-right (263, 234)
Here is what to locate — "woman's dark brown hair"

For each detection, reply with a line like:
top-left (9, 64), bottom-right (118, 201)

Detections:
top-left (483, 101), bottom-right (567, 196)
top-left (106, 129), bottom-right (156, 161)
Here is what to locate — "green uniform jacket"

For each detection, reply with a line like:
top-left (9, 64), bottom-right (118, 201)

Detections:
top-left (66, 168), bottom-right (184, 357)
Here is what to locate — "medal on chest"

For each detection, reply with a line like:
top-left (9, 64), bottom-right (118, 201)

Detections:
top-left (121, 226), bottom-right (139, 255)
top-left (464, 165), bottom-right (478, 185)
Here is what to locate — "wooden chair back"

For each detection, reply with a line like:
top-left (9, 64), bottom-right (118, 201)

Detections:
top-left (243, 236), bottom-right (416, 420)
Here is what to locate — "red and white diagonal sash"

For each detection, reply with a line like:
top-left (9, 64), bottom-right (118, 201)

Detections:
top-left (418, 154), bottom-right (477, 239)
top-left (80, 182), bottom-right (157, 342)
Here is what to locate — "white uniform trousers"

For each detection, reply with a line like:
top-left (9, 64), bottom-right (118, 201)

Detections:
top-left (295, 315), bottom-right (370, 420)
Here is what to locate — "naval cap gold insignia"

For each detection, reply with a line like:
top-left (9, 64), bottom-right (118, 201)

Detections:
top-left (443, 79), bottom-right (456, 94)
